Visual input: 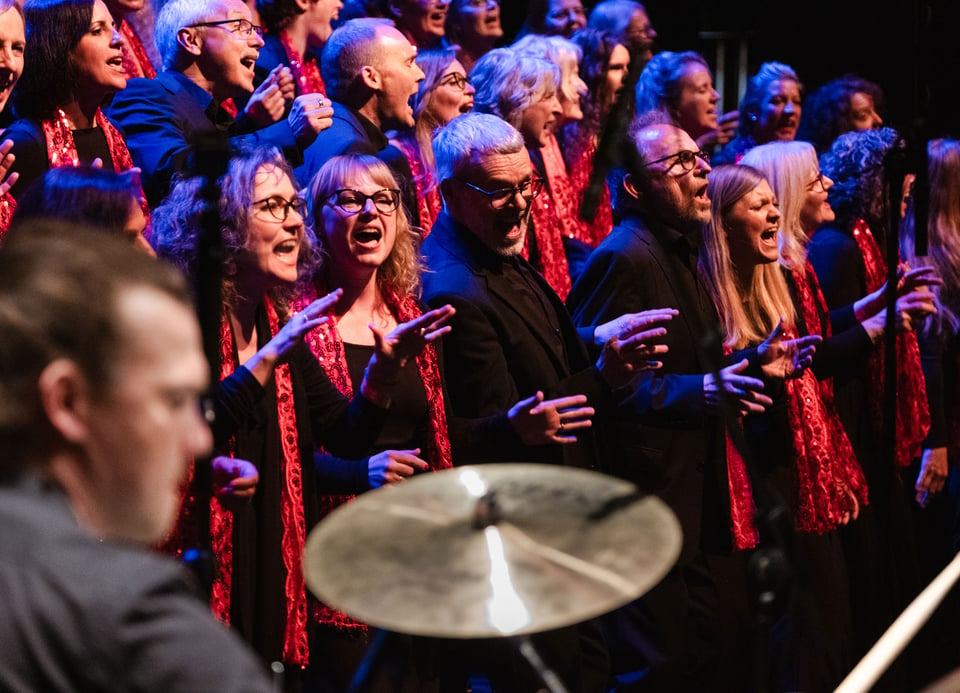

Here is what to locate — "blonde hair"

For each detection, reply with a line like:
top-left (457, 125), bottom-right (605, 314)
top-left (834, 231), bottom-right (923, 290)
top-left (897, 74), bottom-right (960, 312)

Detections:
top-left (307, 154), bottom-right (423, 301)
top-left (902, 138), bottom-right (960, 335)
top-left (741, 141), bottom-right (819, 270)
top-left (701, 165), bottom-right (795, 349)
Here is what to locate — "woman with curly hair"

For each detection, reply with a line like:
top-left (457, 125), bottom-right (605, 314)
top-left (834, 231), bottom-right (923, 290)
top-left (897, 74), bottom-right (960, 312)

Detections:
top-left (389, 46), bottom-right (474, 236)
top-left (300, 153), bottom-right (596, 690)
top-left (712, 61), bottom-right (802, 165)
top-left (634, 50), bottom-right (739, 151)
top-left (152, 146), bottom-right (452, 686)
top-left (797, 74), bottom-right (884, 153)
top-left (5, 0), bottom-right (144, 207)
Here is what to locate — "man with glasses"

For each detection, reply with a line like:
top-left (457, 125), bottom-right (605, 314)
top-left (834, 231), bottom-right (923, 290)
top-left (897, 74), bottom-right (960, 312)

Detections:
top-left (296, 18), bottom-right (425, 224)
top-left (568, 114), bottom-right (775, 691)
top-left (107, 0), bottom-right (334, 206)
top-left (422, 112), bottom-right (675, 692)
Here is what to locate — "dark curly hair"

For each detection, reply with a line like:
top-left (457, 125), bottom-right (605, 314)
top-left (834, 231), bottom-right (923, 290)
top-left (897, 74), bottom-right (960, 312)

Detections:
top-left (820, 126), bottom-right (903, 234)
top-left (14, 0), bottom-right (93, 121)
top-left (797, 74), bottom-right (885, 153)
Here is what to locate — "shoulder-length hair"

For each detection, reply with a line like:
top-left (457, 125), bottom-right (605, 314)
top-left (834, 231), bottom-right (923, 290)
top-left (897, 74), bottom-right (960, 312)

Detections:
top-left (742, 140), bottom-right (819, 269)
top-left (406, 46), bottom-right (460, 174)
top-left (902, 138), bottom-right (960, 336)
top-left (701, 164), bottom-right (795, 349)
top-left (306, 154), bottom-right (422, 301)
top-left (570, 26), bottom-right (623, 130)
top-left (15, 0), bottom-right (93, 121)
top-left (471, 47), bottom-right (559, 130)
top-left (152, 147), bottom-right (318, 312)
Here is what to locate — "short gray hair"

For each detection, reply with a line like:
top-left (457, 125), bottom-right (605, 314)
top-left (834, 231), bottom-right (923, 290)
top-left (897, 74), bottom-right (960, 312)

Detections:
top-left (156, 0), bottom-right (222, 70)
top-left (471, 47), bottom-right (560, 130)
top-left (433, 113), bottom-right (525, 184)
top-left (320, 18), bottom-right (393, 103)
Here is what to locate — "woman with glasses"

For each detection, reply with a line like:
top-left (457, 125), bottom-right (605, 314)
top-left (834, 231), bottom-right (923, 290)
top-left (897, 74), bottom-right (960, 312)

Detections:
top-left (390, 47), bottom-right (474, 236)
top-left (299, 153), bottom-right (594, 690)
top-left (4, 0), bottom-right (147, 211)
top-left (444, 0), bottom-right (502, 74)
top-left (152, 146), bottom-right (452, 685)
top-left (744, 138), bottom-right (939, 679)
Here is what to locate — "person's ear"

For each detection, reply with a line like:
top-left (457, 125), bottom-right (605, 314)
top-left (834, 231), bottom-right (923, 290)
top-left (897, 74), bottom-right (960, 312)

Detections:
top-left (177, 27), bottom-right (203, 58)
top-left (37, 359), bottom-right (93, 447)
top-left (294, 0), bottom-right (310, 10)
top-left (360, 64), bottom-right (381, 91)
top-left (623, 172), bottom-right (643, 202)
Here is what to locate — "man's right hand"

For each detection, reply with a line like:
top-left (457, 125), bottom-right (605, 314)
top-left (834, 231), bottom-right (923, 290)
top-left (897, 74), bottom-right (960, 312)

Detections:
top-left (703, 358), bottom-right (772, 415)
top-left (289, 95), bottom-right (335, 149)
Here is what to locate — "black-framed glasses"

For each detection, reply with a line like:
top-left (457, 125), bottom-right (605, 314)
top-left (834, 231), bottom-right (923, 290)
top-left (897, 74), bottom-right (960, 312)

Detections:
top-left (438, 72), bottom-right (469, 91)
top-left (188, 18), bottom-right (264, 39)
top-left (326, 188), bottom-right (401, 215)
top-left (456, 176), bottom-right (544, 209)
top-left (254, 195), bottom-right (307, 221)
top-left (807, 171), bottom-right (828, 192)
top-left (643, 149), bottom-right (709, 172)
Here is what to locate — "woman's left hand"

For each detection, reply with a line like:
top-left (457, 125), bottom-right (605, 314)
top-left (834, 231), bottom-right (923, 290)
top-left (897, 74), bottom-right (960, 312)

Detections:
top-left (370, 304), bottom-right (455, 369)
top-left (0, 139), bottom-right (19, 197)
top-left (757, 319), bottom-right (821, 379)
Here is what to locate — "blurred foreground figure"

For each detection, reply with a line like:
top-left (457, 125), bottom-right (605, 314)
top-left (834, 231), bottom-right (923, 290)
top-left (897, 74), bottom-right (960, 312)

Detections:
top-left (0, 223), bottom-right (273, 692)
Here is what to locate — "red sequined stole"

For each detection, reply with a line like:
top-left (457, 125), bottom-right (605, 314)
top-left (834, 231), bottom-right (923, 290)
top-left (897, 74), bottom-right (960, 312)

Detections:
top-left (40, 108), bottom-right (151, 229)
top-left (393, 134), bottom-right (441, 236)
top-left (211, 300), bottom-right (310, 666)
top-left (119, 19), bottom-right (156, 79)
top-left (850, 219), bottom-right (931, 467)
top-left (789, 263), bottom-right (869, 532)
top-left (295, 283), bottom-right (453, 631)
top-left (525, 137), bottom-right (574, 300)
top-left (0, 194), bottom-right (14, 241)
top-left (563, 131), bottom-right (613, 247)
top-left (279, 31), bottom-right (326, 96)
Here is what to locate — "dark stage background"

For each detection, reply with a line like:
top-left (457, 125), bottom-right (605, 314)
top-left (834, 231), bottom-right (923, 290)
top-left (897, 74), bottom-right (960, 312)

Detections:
top-left (501, 1), bottom-right (959, 145)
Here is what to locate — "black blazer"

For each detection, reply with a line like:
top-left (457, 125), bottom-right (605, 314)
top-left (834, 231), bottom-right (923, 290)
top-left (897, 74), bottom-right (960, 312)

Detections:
top-left (421, 210), bottom-right (613, 469)
top-left (567, 213), bottom-right (731, 560)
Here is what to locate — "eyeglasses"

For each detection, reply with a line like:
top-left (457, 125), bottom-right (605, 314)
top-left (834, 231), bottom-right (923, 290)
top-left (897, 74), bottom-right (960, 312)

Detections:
top-left (438, 72), bottom-right (469, 92)
top-left (188, 18), bottom-right (264, 40)
top-left (807, 171), bottom-right (828, 192)
top-left (254, 195), bottom-right (307, 221)
top-left (326, 188), bottom-right (401, 215)
top-left (456, 176), bottom-right (545, 209)
top-left (643, 149), bottom-right (710, 172)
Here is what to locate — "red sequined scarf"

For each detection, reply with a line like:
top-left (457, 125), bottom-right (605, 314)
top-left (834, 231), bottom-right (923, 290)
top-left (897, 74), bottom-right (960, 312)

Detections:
top-left (850, 219), bottom-right (931, 467)
top-left (40, 108), bottom-right (151, 230)
top-left (119, 19), bottom-right (156, 79)
top-left (295, 283), bottom-right (453, 631)
top-left (0, 194), bottom-right (14, 241)
top-left (393, 134), bottom-right (441, 236)
top-left (525, 137), bottom-right (575, 300)
top-left (211, 299), bottom-right (310, 666)
top-left (279, 31), bottom-right (326, 96)
top-left (789, 262), bottom-right (869, 532)
top-left (562, 131), bottom-right (613, 247)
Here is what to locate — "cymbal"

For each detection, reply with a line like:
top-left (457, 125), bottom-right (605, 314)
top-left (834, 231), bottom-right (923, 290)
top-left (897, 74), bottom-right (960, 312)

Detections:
top-left (303, 464), bottom-right (681, 638)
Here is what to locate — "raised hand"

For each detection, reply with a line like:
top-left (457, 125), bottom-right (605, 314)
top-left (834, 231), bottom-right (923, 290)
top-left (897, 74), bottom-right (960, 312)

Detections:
top-left (367, 448), bottom-right (429, 488)
top-left (757, 319), bottom-right (822, 379)
top-left (595, 311), bottom-right (674, 388)
top-left (594, 307), bottom-right (677, 347)
top-left (508, 391), bottom-right (595, 445)
top-left (915, 446), bottom-right (948, 507)
top-left (244, 65), bottom-right (291, 127)
top-left (288, 94), bottom-right (335, 148)
top-left (0, 139), bottom-right (18, 197)
top-left (703, 358), bottom-right (772, 415)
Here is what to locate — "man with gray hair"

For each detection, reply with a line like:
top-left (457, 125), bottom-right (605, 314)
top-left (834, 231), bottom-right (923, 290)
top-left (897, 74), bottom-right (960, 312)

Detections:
top-left (107, 0), bottom-right (334, 206)
top-left (295, 18), bottom-right (424, 220)
top-left (421, 111), bottom-right (674, 692)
